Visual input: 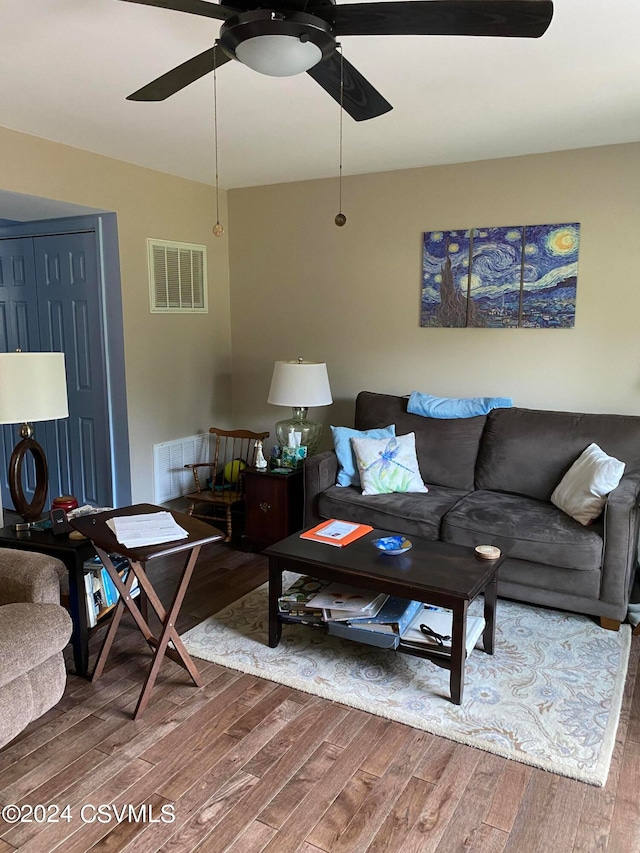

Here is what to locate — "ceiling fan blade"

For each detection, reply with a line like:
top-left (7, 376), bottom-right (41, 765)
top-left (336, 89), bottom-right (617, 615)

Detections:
top-left (127, 45), bottom-right (232, 101)
top-left (118, 0), bottom-right (235, 22)
top-left (307, 53), bottom-right (392, 122)
top-left (331, 0), bottom-right (553, 38)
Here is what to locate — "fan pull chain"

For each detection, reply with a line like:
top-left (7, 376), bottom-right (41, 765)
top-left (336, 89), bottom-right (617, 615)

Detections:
top-left (212, 43), bottom-right (224, 238)
top-left (335, 45), bottom-right (346, 227)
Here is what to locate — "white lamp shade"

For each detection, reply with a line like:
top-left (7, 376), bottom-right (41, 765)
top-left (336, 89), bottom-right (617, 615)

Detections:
top-left (0, 352), bottom-right (69, 424)
top-left (268, 360), bottom-right (332, 407)
top-left (235, 35), bottom-right (322, 77)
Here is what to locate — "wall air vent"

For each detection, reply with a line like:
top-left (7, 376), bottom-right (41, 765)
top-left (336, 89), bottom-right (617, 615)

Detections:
top-left (148, 239), bottom-right (208, 313)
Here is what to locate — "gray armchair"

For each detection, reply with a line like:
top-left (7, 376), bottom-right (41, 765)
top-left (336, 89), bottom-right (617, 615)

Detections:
top-left (0, 548), bottom-right (73, 749)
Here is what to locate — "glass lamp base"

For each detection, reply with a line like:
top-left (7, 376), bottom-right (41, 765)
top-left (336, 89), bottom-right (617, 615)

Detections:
top-left (275, 407), bottom-right (323, 457)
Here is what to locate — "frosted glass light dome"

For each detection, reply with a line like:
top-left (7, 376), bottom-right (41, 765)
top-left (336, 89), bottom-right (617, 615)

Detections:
top-left (235, 35), bottom-right (322, 77)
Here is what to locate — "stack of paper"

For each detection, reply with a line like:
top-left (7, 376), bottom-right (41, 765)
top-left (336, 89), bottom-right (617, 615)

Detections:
top-left (106, 512), bottom-right (188, 548)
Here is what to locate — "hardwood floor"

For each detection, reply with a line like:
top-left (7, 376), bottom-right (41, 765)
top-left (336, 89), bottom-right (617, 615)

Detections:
top-left (1, 541), bottom-right (639, 852)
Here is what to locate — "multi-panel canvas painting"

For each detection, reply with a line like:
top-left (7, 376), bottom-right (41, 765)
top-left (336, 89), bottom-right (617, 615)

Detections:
top-left (421, 223), bottom-right (580, 328)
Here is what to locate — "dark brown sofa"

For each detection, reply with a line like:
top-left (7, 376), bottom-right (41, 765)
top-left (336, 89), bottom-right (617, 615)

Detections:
top-left (0, 548), bottom-right (72, 749)
top-left (303, 392), bottom-right (640, 629)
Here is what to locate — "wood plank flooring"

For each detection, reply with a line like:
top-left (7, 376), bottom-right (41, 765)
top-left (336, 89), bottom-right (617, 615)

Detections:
top-left (1, 541), bottom-right (639, 853)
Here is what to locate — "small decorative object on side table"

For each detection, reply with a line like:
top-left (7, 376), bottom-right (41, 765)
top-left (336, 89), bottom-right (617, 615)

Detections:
top-left (254, 440), bottom-right (268, 471)
top-left (242, 466), bottom-right (303, 550)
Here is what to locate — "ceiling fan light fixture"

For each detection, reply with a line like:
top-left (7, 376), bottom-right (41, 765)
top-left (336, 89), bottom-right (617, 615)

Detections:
top-left (219, 10), bottom-right (335, 78)
top-left (235, 35), bottom-right (322, 77)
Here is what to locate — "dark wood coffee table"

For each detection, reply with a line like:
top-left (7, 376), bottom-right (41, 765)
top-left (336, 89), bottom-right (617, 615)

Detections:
top-left (265, 529), bottom-right (504, 704)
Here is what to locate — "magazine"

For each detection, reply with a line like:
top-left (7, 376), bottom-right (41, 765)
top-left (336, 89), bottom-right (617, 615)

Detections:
top-left (307, 583), bottom-right (386, 613)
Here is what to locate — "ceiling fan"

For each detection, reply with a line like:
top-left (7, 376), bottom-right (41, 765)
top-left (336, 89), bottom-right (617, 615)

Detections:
top-left (120, 0), bottom-right (554, 121)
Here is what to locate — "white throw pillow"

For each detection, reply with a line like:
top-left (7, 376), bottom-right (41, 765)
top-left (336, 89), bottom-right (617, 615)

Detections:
top-left (551, 443), bottom-right (625, 525)
top-left (350, 433), bottom-right (428, 496)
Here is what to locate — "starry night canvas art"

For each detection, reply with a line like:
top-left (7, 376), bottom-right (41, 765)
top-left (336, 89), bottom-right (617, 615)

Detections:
top-left (421, 223), bottom-right (580, 328)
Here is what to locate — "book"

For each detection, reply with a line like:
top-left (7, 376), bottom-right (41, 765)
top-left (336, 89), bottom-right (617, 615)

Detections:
top-left (278, 575), bottom-right (331, 611)
top-left (279, 611), bottom-right (326, 626)
top-left (400, 607), bottom-right (486, 658)
top-left (307, 583), bottom-right (386, 613)
top-left (343, 596), bottom-right (423, 635)
top-left (100, 567), bottom-right (113, 607)
top-left (83, 554), bottom-right (140, 622)
top-left (323, 593), bottom-right (388, 622)
top-left (84, 571), bottom-right (97, 627)
top-left (300, 519), bottom-right (373, 547)
top-left (327, 621), bottom-right (400, 649)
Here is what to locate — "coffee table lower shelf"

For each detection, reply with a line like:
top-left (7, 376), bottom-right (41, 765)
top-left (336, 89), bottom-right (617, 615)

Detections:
top-left (266, 531), bottom-right (502, 706)
top-left (273, 609), bottom-right (491, 705)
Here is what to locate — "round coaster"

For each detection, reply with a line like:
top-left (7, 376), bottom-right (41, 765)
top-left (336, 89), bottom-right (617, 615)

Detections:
top-left (475, 544), bottom-right (501, 560)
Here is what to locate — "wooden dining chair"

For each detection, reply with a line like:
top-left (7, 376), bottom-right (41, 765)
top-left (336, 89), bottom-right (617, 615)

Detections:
top-left (184, 427), bottom-right (270, 542)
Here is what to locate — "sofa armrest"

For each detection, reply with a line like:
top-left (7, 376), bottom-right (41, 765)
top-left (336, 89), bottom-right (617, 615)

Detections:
top-left (303, 450), bottom-right (338, 527)
top-left (0, 549), bottom-right (66, 606)
top-left (600, 473), bottom-right (640, 607)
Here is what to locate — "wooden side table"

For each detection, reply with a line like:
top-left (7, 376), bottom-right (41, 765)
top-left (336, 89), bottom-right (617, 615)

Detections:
top-left (242, 467), bottom-right (303, 550)
top-left (71, 503), bottom-right (224, 719)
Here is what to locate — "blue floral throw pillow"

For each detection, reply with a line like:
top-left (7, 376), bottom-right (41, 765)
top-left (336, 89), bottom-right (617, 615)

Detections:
top-left (350, 433), bottom-right (428, 496)
top-left (331, 424), bottom-right (396, 488)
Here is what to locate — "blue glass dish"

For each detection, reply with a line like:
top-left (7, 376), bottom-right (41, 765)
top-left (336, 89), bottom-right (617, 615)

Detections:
top-left (372, 536), bottom-right (412, 555)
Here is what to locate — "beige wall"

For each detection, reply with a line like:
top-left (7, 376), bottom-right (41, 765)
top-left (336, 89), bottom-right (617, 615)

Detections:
top-left (0, 126), bottom-right (232, 503)
top-left (4, 128), bottom-right (639, 500)
top-left (228, 142), bottom-right (640, 452)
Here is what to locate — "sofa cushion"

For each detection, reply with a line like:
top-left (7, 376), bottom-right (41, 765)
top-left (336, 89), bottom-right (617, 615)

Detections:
top-left (354, 391), bottom-right (486, 490)
top-left (497, 557), bottom-right (602, 602)
top-left (441, 490), bottom-right (604, 571)
top-left (318, 484), bottom-right (470, 540)
top-left (0, 603), bottom-right (72, 688)
top-left (476, 407), bottom-right (640, 501)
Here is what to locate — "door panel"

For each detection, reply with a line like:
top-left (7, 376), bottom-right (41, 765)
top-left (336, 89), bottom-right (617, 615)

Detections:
top-left (0, 238), bottom-right (41, 504)
top-left (34, 232), bottom-right (112, 508)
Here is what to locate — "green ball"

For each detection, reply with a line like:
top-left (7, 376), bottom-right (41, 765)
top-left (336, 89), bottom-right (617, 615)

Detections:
top-left (224, 459), bottom-right (246, 484)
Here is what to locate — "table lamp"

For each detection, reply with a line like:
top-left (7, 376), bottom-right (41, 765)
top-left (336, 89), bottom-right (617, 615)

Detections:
top-left (0, 351), bottom-right (69, 521)
top-left (267, 358), bottom-right (332, 456)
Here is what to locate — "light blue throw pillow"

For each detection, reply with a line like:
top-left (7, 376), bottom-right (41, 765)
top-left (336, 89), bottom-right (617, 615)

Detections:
top-left (407, 391), bottom-right (513, 419)
top-left (331, 424), bottom-right (396, 487)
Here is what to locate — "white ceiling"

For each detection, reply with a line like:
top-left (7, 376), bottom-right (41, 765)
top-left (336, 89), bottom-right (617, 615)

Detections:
top-left (1, 1), bottom-right (639, 191)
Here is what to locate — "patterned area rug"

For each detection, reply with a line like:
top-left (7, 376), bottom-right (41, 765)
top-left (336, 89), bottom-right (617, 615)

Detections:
top-left (181, 574), bottom-right (631, 786)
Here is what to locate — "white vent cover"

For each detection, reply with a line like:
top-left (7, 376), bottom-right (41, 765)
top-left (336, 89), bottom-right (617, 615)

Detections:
top-left (153, 434), bottom-right (211, 504)
top-left (148, 239), bottom-right (208, 313)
